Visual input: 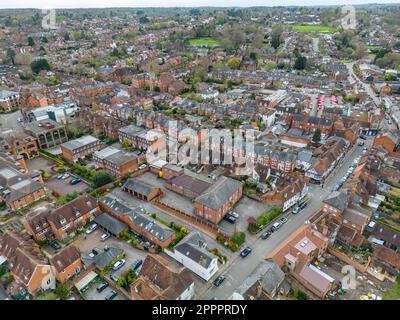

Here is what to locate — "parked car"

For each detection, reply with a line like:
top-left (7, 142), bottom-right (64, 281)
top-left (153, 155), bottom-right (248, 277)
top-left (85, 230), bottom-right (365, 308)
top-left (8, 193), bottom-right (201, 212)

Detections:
top-left (105, 290), bottom-right (117, 300)
top-left (261, 231), bottom-right (271, 240)
top-left (292, 206), bottom-right (301, 215)
top-left (109, 274), bottom-right (118, 282)
top-left (138, 164), bottom-right (147, 170)
top-left (213, 275), bottom-right (226, 287)
top-left (223, 214), bottom-right (236, 224)
top-left (50, 240), bottom-right (61, 250)
top-left (299, 202), bottom-right (308, 210)
top-left (57, 174), bottom-right (64, 180)
top-left (358, 141), bottom-right (365, 146)
top-left (96, 281), bottom-right (109, 293)
top-left (228, 211), bottom-right (239, 219)
top-left (131, 259), bottom-right (143, 271)
top-left (86, 223), bottom-right (98, 234)
top-left (112, 259), bottom-right (126, 271)
top-left (240, 247), bottom-right (252, 258)
top-left (100, 233), bottom-right (110, 241)
top-left (360, 135), bottom-right (367, 140)
top-left (70, 178), bottom-right (82, 185)
top-left (61, 173), bottom-right (70, 180)
top-left (272, 222), bottom-right (281, 231)
top-left (280, 217), bottom-right (288, 224)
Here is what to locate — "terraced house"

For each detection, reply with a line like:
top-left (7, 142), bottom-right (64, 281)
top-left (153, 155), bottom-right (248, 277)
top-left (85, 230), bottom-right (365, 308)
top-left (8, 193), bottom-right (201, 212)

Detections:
top-left (99, 196), bottom-right (175, 248)
top-left (0, 159), bottom-right (46, 210)
top-left (0, 232), bottom-right (56, 294)
top-left (47, 195), bottom-right (100, 241)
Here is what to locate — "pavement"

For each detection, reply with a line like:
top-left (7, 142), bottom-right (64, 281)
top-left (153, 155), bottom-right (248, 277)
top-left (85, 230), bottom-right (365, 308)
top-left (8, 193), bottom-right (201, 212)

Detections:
top-left (0, 110), bottom-right (22, 130)
top-left (197, 141), bottom-right (368, 300)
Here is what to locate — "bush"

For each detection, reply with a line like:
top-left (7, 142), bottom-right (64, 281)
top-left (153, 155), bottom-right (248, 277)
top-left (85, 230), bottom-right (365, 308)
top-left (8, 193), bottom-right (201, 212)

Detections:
top-left (291, 288), bottom-right (308, 300)
top-left (55, 283), bottom-right (70, 300)
top-left (231, 232), bottom-right (246, 246)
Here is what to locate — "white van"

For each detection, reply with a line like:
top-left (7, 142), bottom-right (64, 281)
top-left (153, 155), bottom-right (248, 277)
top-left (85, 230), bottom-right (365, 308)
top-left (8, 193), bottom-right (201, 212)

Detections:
top-left (272, 222), bottom-right (281, 231)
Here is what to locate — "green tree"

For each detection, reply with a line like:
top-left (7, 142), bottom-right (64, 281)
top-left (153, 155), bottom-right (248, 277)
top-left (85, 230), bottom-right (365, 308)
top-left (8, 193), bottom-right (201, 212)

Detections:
top-left (28, 37), bottom-right (35, 46)
top-left (271, 25), bottom-right (283, 50)
top-left (312, 128), bottom-right (321, 144)
top-left (294, 54), bottom-right (307, 70)
top-left (31, 59), bottom-right (51, 74)
top-left (92, 170), bottom-right (113, 188)
top-left (64, 32), bottom-right (70, 41)
top-left (227, 57), bottom-right (241, 70)
top-left (6, 48), bottom-right (16, 65)
top-left (55, 283), bottom-right (70, 300)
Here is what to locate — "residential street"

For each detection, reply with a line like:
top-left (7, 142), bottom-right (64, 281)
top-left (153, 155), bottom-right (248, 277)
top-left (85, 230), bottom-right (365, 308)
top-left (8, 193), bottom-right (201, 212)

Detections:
top-left (198, 141), bottom-right (367, 300)
top-left (345, 61), bottom-right (381, 106)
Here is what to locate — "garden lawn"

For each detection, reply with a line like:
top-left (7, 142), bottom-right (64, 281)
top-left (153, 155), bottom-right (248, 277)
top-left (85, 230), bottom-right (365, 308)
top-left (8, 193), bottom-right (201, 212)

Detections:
top-left (188, 38), bottom-right (220, 47)
top-left (290, 25), bottom-right (336, 33)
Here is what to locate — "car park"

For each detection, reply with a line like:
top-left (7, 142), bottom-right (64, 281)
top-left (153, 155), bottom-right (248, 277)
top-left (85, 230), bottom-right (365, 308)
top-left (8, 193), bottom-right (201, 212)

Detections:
top-left (112, 259), bottom-right (126, 271)
top-left (105, 290), bottom-right (117, 300)
top-left (86, 223), bottom-right (98, 234)
top-left (358, 141), bottom-right (365, 146)
top-left (359, 135), bottom-right (367, 140)
top-left (100, 233), bottom-right (110, 241)
top-left (96, 281), bottom-right (109, 293)
top-left (131, 259), bottom-right (143, 271)
top-left (261, 230), bottom-right (271, 240)
top-left (240, 247), bottom-right (252, 258)
top-left (213, 275), bottom-right (226, 287)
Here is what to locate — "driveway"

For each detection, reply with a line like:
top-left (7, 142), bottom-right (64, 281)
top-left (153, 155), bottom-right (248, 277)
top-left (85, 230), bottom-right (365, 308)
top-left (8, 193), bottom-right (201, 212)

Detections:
top-left (75, 228), bottom-right (148, 278)
top-left (46, 176), bottom-right (90, 196)
top-left (219, 196), bottom-right (272, 238)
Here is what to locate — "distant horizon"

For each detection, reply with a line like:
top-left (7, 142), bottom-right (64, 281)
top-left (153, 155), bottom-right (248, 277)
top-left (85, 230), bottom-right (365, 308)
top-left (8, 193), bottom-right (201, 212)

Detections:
top-left (1, 0), bottom-right (400, 10)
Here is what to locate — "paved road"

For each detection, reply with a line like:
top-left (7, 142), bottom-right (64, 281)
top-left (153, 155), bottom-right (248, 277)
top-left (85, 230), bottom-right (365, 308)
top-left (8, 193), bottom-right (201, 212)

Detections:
top-left (0, 110), bottom-right (22, 130)
top-left (198, 142), bottom-right (366, 300)
top-left (345, 61), bottom-right (381, 107)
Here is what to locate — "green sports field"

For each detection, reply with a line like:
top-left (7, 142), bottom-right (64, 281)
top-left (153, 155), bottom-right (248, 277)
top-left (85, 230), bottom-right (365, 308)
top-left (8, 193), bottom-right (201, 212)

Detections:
top-left (188, 38), bottom-right (220, 47)
top-left (290, 25), bottom-right (336, 33)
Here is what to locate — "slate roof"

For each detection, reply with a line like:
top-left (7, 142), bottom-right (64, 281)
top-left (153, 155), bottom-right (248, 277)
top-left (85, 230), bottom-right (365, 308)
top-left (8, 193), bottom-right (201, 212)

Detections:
top-left (123, 179), bottom-right (158, 197)
top-left (61, 135), bottom-right (99, 151)
top-left (94, 213), bottom-right (128, 235)
top-left (174, 232), bottom-right (215, 269)
top-left (237, 260), bottom-right (285, 298)
top-left (195, 176), bottom-right (242, 210)
top-left (323, 191), bottom-right (349, 213)
top-left (99, 196), bottom-right (174, 242)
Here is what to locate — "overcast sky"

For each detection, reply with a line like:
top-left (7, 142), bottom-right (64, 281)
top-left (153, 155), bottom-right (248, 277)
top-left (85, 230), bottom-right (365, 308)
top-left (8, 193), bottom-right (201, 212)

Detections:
top-left (1, 0), bottom-right (399, 9)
